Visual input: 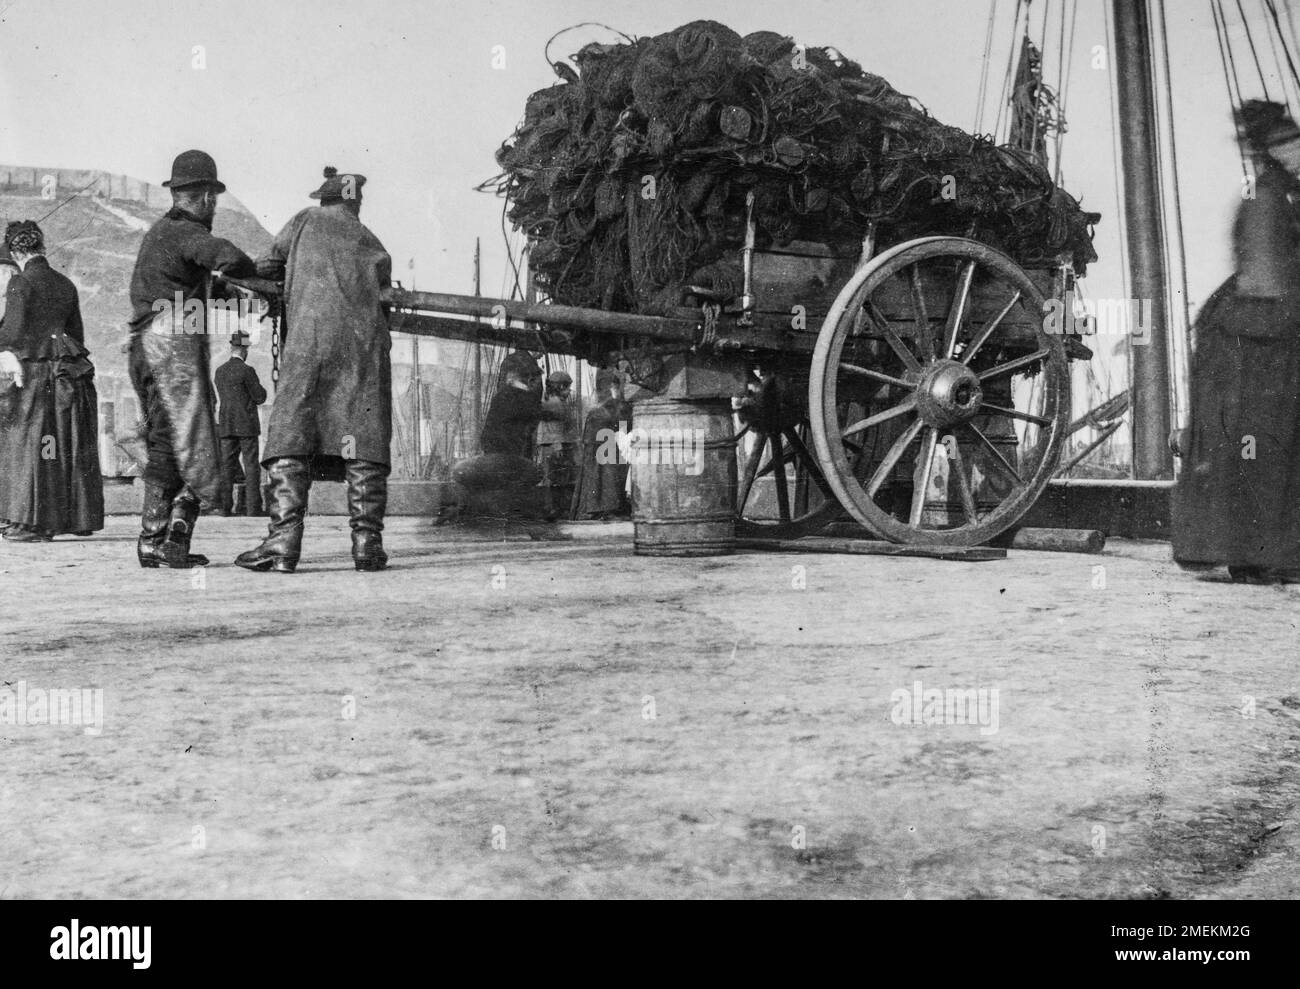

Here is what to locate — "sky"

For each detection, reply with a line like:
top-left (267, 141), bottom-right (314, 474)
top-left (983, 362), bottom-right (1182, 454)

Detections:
top-left (0, 0), bottom-right (1289, 416)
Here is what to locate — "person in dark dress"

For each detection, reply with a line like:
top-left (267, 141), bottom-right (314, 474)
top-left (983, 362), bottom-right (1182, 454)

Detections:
top-left (215, 334), bottom-right (267, 516)
top-left (127, 150), bottom-right (260, 568)
top-left (1173, 100), bottom-right (1300, 581)
top-left (235, 167), bottom-right (393, 574)
top-left (0, 221), bottom-right (104, 542)
top-left (574, 368), bottom-right (633, 520)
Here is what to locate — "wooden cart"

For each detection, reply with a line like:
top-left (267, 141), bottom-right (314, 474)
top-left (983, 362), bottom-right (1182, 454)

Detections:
top-left (384, 209), bottom-right (1088, 548)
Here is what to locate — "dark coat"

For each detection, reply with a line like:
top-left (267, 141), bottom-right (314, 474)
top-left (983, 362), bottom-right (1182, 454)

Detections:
top-left (0, 256), bottom-right (88, 360)
top-left (259, 204), bottom-right (392, 472)
top-left (0, 257), bottom-right (103, 533)
top-left (1173, 162), bottom-right (1300, 568)
top-left (481, 385), bottom-right (543, 457)
top-left (128, 208), bottom-right (257, 504)
top-left (215, 357), bottom-right (267, 437)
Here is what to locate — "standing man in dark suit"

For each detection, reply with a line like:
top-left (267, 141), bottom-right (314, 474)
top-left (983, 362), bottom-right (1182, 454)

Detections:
top-left (215, 333), bottom-right (267, 516)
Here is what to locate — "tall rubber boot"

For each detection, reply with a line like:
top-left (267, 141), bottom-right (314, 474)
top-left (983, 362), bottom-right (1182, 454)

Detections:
top-left (346, 459), bottom-right (389, 572)
top-left (166, 488), bottom-right (210, 567)
top-left (235, 457), bottom-right (308, 573)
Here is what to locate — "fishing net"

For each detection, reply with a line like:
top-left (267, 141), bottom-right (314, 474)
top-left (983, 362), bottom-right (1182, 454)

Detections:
top-left (486, 20), bottom-right (1100, 315)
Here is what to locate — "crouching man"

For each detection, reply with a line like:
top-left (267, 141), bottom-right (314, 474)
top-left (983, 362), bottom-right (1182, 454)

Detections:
top-left (236, 167), bottom-right (392, 574)
top-left (451, 352), bottom-right (565, 517)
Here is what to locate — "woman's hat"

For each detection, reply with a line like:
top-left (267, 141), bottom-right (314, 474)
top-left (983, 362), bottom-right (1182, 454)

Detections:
top-left (1237, 100), bottom-right (1300, 150)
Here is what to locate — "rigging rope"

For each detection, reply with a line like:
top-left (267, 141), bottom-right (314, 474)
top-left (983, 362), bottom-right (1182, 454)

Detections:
top-left (1233, 0), bottom-right (1275, 99)
top-left (1156, 0), bottom-right (1192, 428)
top-left (1054, 0), bottom-right (1079, 185)
top-left (975, 0), bottom-right (999, 132)
top-left (1102, 0), bottom-right (1135, 475)
top-left (1212, 0), bottom-right (1253, 178)
top-left (1263, 0), bottom-right (1300, 99)
top-left (993, 0), bottom-right (1027, 140)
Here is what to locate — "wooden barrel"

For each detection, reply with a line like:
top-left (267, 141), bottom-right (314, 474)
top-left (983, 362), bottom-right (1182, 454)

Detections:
top-left (631, 398), bottom-right (736, 556)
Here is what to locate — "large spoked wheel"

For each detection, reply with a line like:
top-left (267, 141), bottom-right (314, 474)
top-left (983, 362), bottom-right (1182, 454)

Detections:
top-left (735, 368), bottom-right (843, 538)
top-left (809, 236), bottom-right (1070, 547)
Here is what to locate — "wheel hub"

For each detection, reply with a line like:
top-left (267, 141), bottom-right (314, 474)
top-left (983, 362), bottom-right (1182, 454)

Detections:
top-left (914, 360), bottom-right (983, 428)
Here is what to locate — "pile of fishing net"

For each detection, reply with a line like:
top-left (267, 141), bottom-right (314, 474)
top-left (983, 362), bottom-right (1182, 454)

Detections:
top-left (487, 20), bottom-right (1100, 315)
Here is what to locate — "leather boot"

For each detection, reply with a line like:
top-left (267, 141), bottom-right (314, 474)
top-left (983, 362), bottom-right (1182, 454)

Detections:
top-left (235, 457), bottom-right (308, 573)
top-left (166, 489), bottom-right (210, 567)
top-left (346, 459), bottom-right (389, 572)
top-left (138, 482), bottom-right (203, 568)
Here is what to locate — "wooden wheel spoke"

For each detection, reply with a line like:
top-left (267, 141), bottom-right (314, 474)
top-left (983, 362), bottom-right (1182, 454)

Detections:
top-left (783, 426), bottom-right (836, 499)
top-left (770, 432), bottom-right (791, 522)
top-left (961, 290), bottom-right (1022, 365)
top-left (737, 430), bottom-right (767, 509)
top-left (977, 348), bottom-right (1049, 381)
top-left (909, 264), bottom-right (933, 361)
top-left (842, 396), bottom-right (917, 438)
top-left (753, 444), bottom-right (798, 480)
top-left (866, 418), bottom-right (925, 498)
top-left (965, 421), bottom-right (1024, 484)
top-left (840, 362), bottom-right (914, 390)
top-left (909, 427), bottom-right (939, 527)
top-left (863, 301), bottom-right (920, 372)
top-left (944, 434), bottom-right (980, 524)
top-left (941, 260), bottom-right (977, 359)
top-left (980, 402), bottom-right (1051, 427)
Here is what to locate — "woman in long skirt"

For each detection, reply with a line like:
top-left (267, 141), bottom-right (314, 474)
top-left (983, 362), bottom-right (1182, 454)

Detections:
top-left (1173, 101), bottom-right (1300, 581)
top-left (0, 221), bottom-right (104, 541)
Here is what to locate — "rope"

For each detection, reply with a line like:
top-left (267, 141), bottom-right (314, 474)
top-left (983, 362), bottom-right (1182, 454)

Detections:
top-left (1028, 0), bottom-right (1051, 160)
top-left (974, 0), bottom-right (999, 132)
top-left (1156, 0), bottom-right (1192, 429)
top-left (1261, 0), bottom-right (1296, 112)
top-left (1212, 0), bottom-right (1252, 179)
top-left (1103, 0), bottom-right (1135, 475)
top-left (1054, 0), bottom-right (1079, 185)
top-left (993, 0), bottom-right (1027, 140)
top-left (1214, 0), bottom-right (1250, 111)
top-left (1263, 0), bottom-right (1300, 101)
top-left (1233, 0), bottom-right (1274, 99)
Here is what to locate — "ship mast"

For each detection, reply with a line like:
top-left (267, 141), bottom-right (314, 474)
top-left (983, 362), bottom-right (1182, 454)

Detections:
top-left (1111, 0), bottom-right (1174, 479)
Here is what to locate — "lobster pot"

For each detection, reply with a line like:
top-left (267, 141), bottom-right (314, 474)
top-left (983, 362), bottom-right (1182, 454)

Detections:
top-left (631, 398), bottom-right (737, 556)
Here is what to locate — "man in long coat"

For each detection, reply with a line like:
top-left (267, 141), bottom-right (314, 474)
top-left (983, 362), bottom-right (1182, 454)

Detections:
top-left (127, 150), bottom-right (259, 568)
top-left (236, 167), bottom-right (392, 574)
top-left (1173, 100), bottom-right (1300, 580)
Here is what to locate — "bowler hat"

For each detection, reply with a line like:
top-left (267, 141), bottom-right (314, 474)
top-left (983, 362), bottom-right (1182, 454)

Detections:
top-left (163, 150), bottom-right (226, 192)
top-left (547, 369), bottom-right (573, 385)
top-left (310, 166), bottom-right (367, 201)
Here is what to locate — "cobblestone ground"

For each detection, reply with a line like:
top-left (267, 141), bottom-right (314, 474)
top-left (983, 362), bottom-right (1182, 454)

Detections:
top-left (1, 516), bottom-right (1297, 899)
